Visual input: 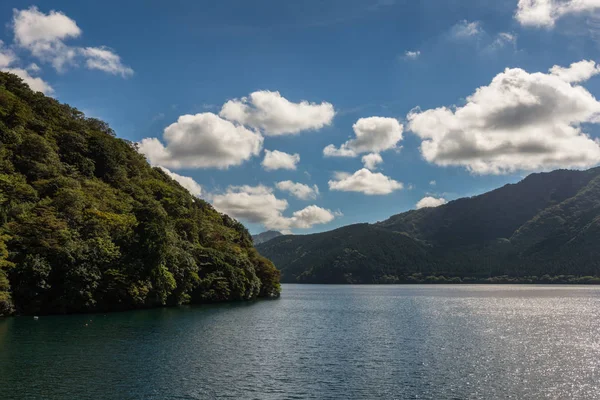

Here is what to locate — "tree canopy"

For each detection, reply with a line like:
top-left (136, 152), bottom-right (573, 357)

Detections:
top-left (0, 72), bottom-right (280, 316)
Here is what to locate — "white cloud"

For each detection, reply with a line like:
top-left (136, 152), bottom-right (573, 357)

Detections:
top-left (549, 60), bottom-right (600, 83)
top-left (138, 113), bottom-right (263, 169)
top-left (80, 47), bottom-right (134, 77)
top-left (261, 149), bottom-right (300, 171)
top-left (12, 6), bottom-right (81, 71)
top-left (0, 41), bottom-right (53, 94)
top-left (328, 168), bottom-right (403, 195)
top-left (2, 67), bottom-right (53, 94)
top-left (429, 180), bottom-right (437, 186)
top-left (407, 61), bottom-right (600, 174)
top-left (404, 50), bottom-right (421, 60)
top-left (515, 0), bottom-right (600, 28)
top-left (416, 196), bottom-right (447, 209)
top-left (488, 32), bottom-right (517, 51)
top-left (210, 184), bottom-right (337, 231)
top-left (0, 42), bottom-right (17, 68)
top-left (220, 90), bottom-right (335, 136)
top-left (158, 166), bottom-right (202, 197)
top-left (450, 20), bottom-right (483, 38)
top-left (324, 117), bottom-right (403, 157)
top-left (276, 180), bottom-right (319, 200)
top-left (362, 153), bottom-right (383, 170)
top-left (11, 6), bottom-right (132, 76)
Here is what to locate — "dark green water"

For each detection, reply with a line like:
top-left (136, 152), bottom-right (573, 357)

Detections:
top-left (2, 284), bottom-right (600, 399)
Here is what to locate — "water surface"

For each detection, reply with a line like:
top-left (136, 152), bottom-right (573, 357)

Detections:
top-left (2, 284), bottom-right (600, 399)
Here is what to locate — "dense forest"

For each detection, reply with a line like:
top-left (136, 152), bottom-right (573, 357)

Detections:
top-left (258, 168), bottom-right (600, 284)
top-left (0, 72), bottom-right (280, 316)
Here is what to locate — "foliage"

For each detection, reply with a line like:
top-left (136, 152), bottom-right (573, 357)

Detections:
top-left (0, 72), bottom-right (280, 315)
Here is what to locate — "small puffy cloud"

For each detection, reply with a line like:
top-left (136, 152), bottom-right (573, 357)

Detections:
top-left (407, 61), bottom-right (600, 174)
top-left (450, 20), bottom-right (483, 38)
top-left (158, 166), bottom-right (202, 197)
top-left (324, 117), bottom-right (403, 157)
top-left (549, 60), bottom-right (600, 83)
top-left (416, 196), bottom-right (447, 209)
top-left (210, 184), bottom-right (337, 231)
top-left (515, 0), bottom-right (600, 28)
top-left (12, 6), bottom-right (81, 71)
top-left (0, 41), bottom-right (53, 93)
top-left (403, 50), bottom-right (421, 60)
top-left (328, 168), bottom-right (403, 195)
top-left (138, 113), bottom-right (263, 169)
top-left (220, 90), bottom-right (335, 136)
top-left (362, 153), bottom-right (383, 170)
top-left (276, 180), bottom-right (319, 200)
top-left (11, 6), bottom-right (132, 76)
top-left (261, 149), bottom-right (300, 171)
top-left (429, 180), bottom-right (436, 186)
top-left (80, 47), bottom-right (134, 77)
top-left (0, 42), bottom-right (17, 68)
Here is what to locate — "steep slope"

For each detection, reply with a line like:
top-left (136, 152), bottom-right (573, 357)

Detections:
top-left (252, 231), bottom-right (283, 245)
top-left (258, 168), bottom-right (600, 283)
top-left (258, 224), bottom-right (437, 283)
top-left (377, 168), bottom-right (600, 246)
top-left (0, 72), bottom-right (280, 316)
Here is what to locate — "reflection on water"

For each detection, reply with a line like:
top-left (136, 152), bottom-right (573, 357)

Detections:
top-left (1, 284), bottom-right (600, 399)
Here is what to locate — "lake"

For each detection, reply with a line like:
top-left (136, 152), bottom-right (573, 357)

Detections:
top-left (1, 284), bottom-right (600, 399)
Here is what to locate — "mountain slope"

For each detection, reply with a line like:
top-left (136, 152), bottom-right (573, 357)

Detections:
top-left (257, 224), bottom-right (437, 283)
top-left (0, 72), bottom-right (280, 316)
top-left (252, 231), bottom-right (283, 245)
top-left (258, 168), bottom-right (600, 283)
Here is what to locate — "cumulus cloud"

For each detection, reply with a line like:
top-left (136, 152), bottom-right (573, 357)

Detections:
top-left (549, 60), bottom-right (600, 83)
top-left (210, 185), bottom-right (337, 231)
top-left (0, 41), bottom-right (53, 93)
top-left (276, 180), bottom-right (319, 200)
top-left (429, 180), bottom-right (437, 186)
top-left (261, 150), bottom-right (300, 171)
top-left (362, 153), bottom-right (383, 170)
top-left (138, 113), bottom-right (263, 169)
top-left (324, 117), bottom-right (403, 157)
top-left (407, 61), bottom-right (600, 174)
top-left (158, 167), bottom-right (202, 197)
top-left (11, 6), bottom-right (132, 75)
top-left (220, 90), bottom-right (335, 136)
top-left (80, 47), bottom-right (134, 77)
top-left (515, 0), bottom-right (600, 28)
top-left (416, 196), bottom-right (447, 209)
top-left (450, 20), bottom-right (483, 38)
top-left (328, 168), bottom-right (403, 195)
top-left (12, 6), bottom-right (81, 71)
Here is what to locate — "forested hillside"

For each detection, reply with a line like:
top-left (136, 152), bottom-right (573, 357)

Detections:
top-left (258, 168), bottom-right (600, 283)
top-left (0, 72), bottom-right (280, 316)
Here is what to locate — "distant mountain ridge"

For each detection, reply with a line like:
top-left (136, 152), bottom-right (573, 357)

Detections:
top-left (257, 168), bottom-right (600, 283)
top-left (252, 231), bottom-right (283, 245)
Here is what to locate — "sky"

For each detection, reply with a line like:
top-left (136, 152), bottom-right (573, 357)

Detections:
top-left (2, 0), bottom-right (600, 234)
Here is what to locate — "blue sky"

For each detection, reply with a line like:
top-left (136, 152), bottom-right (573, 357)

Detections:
top-left (2, 0), bottom-right (600, 234)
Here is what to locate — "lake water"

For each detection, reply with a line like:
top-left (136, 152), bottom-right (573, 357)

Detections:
top-left (1, 284), bottom-right (600, 399)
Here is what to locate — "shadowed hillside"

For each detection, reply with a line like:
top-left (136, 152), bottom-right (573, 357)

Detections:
top-left (258, 168), bottom-right (600, 283)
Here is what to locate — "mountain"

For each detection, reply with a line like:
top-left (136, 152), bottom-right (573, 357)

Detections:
top-left (0, 72), bottom-right (280, 316)
top-left (252, 231), bottom-right (283, 245)
top-left (258, 168), bottom-right (600, 283)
